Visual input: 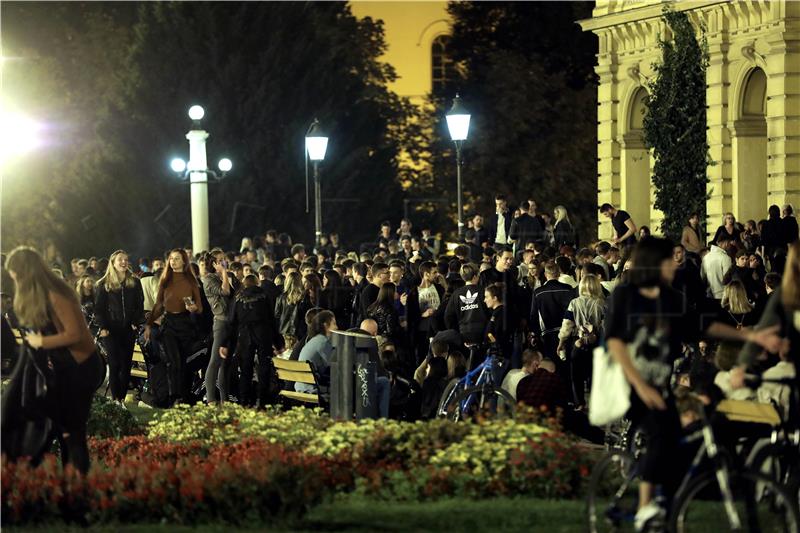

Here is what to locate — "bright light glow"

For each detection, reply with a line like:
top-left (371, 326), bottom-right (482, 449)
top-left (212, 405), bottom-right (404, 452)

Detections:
top-left (0, 109), bottom-right (42, 165)
top-left (306, 136), bottom-right (328, 161)
top-left (446, 95), bottom-right (471, 141)
top-left (188, 105), bottom-right (205, 121)
top-left (170, 158), bottom-right (187, 173)
top-left (446, 114), bottom-right (470, 141)
top-left (218, 158), bottom-right (232, 172)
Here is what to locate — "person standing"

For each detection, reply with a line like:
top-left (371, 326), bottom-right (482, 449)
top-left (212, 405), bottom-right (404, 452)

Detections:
top-left (530, 261), bottom-right (576, 362)
top-left (201, 253), bottom-right (233, 405)
top-left (781, 204), bottom-right (799, 245)
top-left (599, 203), bottom-right (637, 248)
top-left (681, 212), bottom-right (704, 255)
top-left (444, 263), bottom-right (489, 346)
top-left (488, 194), bottom-right (512, 248)
top-left (94, 250), bottom-right (145, 406)
top-left (221, 275), bottom-right (284, 407)
top-left (145, 249), bottom-right (203, 405)
top-left (509, 201), bottom-right (545, 252)
top-left (552, 205), bottom-right (576, 249)
top-left (275, 271), bottom-right (311, 351)
top-left (711, 212), bottom-right (742, 245)
top-left (4, 247), bottom-right (105, 473)
top-left (701, 233), bottom-right (734, 302)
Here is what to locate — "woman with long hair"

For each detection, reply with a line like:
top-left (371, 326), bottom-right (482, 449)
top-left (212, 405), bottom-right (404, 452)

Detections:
top-left (275, 270), bottom-right (310, 349)
top-left (95, 250), bottom-right (145, 406)
top-left (367, 282), bottom-right (401, 344)
top-left (712, 212), bottom-right (742, 245)
top-left (552, 205), bottom-right (576, 248)
top-left (3, 246), bottom-right (105, 473)
top-left (145, 248), bottom-right (203, 405)
top-left (557, 273), bottom-right (606, 406)
top-left (75, 275), bottom-right (98, 335)
top-left (719, 280), bottom-right (758, 331)
top-left (303, 273), bottom-right (323, 308)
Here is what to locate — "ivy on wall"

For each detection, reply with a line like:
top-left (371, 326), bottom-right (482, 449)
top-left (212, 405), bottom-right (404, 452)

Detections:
top-left (643, 8), bottom-right (711, 241)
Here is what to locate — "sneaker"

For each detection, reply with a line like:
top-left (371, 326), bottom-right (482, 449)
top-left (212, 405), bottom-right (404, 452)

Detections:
top-left (117, 400), bottom-right (128, 410)
top-left (634, 501), bottom-right (665, 532)
top-left (137, 400), bottom-right (153, 409)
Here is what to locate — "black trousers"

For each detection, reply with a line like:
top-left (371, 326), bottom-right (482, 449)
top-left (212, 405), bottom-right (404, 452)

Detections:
top-left (236, 332), bottom-right (271, 407)
top-left (161, 312), bottom-right (197, 403)
top-left (102, 325), bottom-right (136, 401)
top-left (51, 350), bottom-right (105, 474)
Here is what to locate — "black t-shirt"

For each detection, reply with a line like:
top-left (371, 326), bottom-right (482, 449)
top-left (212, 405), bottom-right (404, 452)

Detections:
top-left (612, 210), bottom-right (636, 246)
top-left (605, 283), bottom-right (702, 388)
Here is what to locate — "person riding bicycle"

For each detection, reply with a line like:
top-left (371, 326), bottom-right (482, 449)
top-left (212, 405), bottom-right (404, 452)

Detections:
top-left (604, 237), bottom-right (784, 532)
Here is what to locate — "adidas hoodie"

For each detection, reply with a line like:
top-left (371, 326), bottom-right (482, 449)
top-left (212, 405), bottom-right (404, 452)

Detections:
top-left (444, 283), bottom-right (488, 345)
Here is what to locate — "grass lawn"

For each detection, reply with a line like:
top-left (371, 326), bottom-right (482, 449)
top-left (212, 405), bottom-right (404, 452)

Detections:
top-left (4, 495), bottom-right (589, 532)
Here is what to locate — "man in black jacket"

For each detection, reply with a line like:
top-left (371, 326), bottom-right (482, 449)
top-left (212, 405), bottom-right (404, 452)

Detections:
top-left (530, 261), bottom-right (576, 363)
top-left (509, 201), bottom-right (545, 250)
top-left (487, 194), bottom-right (512, 248)
top-left (360, 262), bottom-right (389, 321)
top-left (444, 263), bottom-right (488, 346)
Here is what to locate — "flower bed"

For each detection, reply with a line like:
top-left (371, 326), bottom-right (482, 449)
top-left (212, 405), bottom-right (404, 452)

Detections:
top-left (2, 404), bottom-right (593, 526)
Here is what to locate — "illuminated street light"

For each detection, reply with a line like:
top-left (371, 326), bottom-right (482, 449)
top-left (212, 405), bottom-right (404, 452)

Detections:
top-left (169, 105), bottom-right (231, 253)
top-left (305, 119), bottom-right (329, 246)
top-left (445, 94), bottom-right (471, 239)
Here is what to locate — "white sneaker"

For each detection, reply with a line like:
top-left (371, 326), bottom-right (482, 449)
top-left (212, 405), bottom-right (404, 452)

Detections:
top-left (634, 501), bottom-right (665, 532)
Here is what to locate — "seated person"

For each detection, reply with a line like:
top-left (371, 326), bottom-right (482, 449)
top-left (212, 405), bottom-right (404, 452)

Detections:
top-left (501, 349), bottom-right (542, 400)
top-left (296, 310), bottom-right (337, 395)
top-left (413, 340), bottom-right (448, 386)
top-left (420, 357), bottom-right (448, 420)
top-left (757, 348), bottom-right (795, 419)
top-left (713, 342), bottom-right (755, 401)
top-left (516, 358), bottom-right (568, 412)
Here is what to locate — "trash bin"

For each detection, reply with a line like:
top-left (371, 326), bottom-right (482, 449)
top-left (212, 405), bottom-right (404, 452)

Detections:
top-left (329, 330), bottom-right (379, 420)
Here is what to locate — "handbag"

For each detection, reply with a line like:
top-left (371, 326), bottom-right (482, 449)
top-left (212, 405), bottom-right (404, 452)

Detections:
top-left (588, 345), bottom-right (630, 426)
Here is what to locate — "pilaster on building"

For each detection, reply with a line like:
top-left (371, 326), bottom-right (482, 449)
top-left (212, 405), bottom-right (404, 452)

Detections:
top-left (580, 0), bottom-right (800, 241)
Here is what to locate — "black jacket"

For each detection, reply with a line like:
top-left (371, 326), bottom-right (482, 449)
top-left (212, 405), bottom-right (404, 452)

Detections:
top-left (94, 278), bottom-right (145, 330)
top-left (530, 280), bottom-right (576, 336)
top-left (781, 216), bottom-right (799, 245)
top-left (275, 293), bottom-right (311, 339)
top-left (487, 210), bottom-right (513, 245)
top-left (444, 284), bottom-right (488, 345)
top-left (553, 220), bottom-right (576, 248)
top-left (509, 213), bottom-right (545, 248)
top-left (224, 285), bottom-right (283, 351)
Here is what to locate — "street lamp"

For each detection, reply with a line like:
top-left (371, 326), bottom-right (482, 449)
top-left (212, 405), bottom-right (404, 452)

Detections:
top-left (445, 94), bottom-right (471, 240)
top-left (169, 105), bottom-right (232, 253)
top-left (305, 119), bottom-right (329, 247)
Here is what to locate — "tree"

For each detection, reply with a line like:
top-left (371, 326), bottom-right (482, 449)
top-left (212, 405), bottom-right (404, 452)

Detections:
top-left (1, 2), bottom-right (421, 258)
top-left (411, 2), bottom-right (598, 244)
top-left (643, 8), bottom-right (710, 240)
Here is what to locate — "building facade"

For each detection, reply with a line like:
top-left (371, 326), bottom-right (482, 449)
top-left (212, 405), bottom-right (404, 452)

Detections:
top-left (580, 0), bottom-right (800, 240)
top-left (350, 1), bottom-right (452, 106)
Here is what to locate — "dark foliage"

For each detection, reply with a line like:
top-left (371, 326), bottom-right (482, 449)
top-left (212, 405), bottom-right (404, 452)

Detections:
top-left (643, 8), bottom-right (710, 240)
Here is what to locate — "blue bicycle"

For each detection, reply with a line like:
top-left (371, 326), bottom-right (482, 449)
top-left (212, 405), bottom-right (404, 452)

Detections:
top-left (437, 347), bottom-right (515, 421)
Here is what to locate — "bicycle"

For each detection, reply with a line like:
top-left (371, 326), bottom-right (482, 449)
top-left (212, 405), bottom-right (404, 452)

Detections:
top-left (437, 346), bottom-right (515, 421)
top-left (587, 394), bottom-right (800, 533)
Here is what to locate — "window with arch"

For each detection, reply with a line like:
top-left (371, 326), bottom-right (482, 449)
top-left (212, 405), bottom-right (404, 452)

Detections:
top-left (431, 35), bottom-right (455, 96)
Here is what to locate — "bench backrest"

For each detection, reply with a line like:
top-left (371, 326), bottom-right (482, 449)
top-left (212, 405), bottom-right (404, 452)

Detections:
top-left (273, 357), bottom-right (317, 385)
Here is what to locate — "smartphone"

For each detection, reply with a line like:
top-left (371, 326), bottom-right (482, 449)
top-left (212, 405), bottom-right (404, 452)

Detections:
top-left (183, 296), bottom-right (194, 307)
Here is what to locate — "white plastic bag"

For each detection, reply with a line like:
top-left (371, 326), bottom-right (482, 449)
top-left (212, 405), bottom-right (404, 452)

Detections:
top-left (589, 345), bottom-right (631, 426)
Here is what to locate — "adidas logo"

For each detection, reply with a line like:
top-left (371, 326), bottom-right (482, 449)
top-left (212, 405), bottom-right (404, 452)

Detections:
top-left (459, 289), bottom-right (479, 311)
top-left (460, 289), bottom-right (478, 305)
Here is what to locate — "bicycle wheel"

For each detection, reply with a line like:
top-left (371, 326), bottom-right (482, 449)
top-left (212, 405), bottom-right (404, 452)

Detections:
top-left (587, 450), bottom-right (640, 533)
top-left (670, 469), bottom-right (800, 533)
top-left (749, 442), bottom-right (800, 512)
top-left (449, 385), bottom-right (515, 421)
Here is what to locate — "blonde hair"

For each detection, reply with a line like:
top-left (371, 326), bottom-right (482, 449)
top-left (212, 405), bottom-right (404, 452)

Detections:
top-left (782, 241), bottom-right (800, 309)
top-left (6, 246), bottom-right (79, 330)
top-left (553, 205), bottom-right (571, 226)
top-left (75, 275), bottom-right (94, 297)
top-left (283, 271), bottom-right (305, 305)
top-left (721, 280), bottom-right (753, 314)
top-left (98, 250), bottom-right (136, 292)
top-left (578, 273), bottom-right (604, 300)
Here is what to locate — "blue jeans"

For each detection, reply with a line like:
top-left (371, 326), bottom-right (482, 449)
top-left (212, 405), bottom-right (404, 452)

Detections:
top-left (376, 376), bottom-right (391, 418)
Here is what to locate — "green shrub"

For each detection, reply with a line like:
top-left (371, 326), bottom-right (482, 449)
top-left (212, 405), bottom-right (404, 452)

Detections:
top-left (87, 395), bottom-right (144, 439)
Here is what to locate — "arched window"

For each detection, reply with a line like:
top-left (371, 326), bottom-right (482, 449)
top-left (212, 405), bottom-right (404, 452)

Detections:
top-left (431, 35), bottom-right (455, 95)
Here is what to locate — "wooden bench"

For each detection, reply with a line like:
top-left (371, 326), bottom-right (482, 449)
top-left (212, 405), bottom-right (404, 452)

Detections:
top-left (130, 345), bottom-right (148, 379)
top-left (272, 357), bottom-right (322, 406)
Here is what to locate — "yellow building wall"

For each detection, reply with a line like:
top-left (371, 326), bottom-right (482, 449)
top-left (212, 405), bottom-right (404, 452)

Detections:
top-left (581, 0), bottom-right (800, 241)
top-left (350, 1), bottom-right (451, 106)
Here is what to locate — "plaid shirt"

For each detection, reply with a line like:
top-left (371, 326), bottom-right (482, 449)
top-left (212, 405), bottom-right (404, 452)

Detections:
top-left (516, 369), bottom-right (568, 412)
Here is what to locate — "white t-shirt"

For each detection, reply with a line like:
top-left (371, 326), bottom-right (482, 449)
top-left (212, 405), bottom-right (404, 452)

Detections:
top-left (418, 285), bottom-right (441, 314)
top-left (496, 212), bottom-right (507, 244)
top-left (501, 369), bottom-right (528, 400)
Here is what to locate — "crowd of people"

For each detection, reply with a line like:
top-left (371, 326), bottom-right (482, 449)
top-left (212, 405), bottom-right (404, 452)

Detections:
top-left (1, 196), bottom-right (798, 503)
